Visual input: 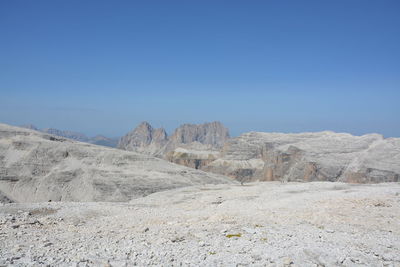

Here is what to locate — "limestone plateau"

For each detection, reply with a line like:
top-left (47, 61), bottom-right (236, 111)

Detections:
top-left (119, 122), bottom-right (400, 184)
top-left (205, 131), bottom-right (400, 183)
top-left (1, 182), bottom-right (399, 266)
top-left (0, 123), bottom-right (233, 203)
top-left (1, 122), bottom-right (399, 266)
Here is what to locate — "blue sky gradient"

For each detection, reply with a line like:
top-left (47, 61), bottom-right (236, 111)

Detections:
top-left (1, 1), bottom-right (399, 137)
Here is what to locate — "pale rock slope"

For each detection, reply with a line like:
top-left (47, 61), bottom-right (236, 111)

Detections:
top-left (0, 123), bottom-right (234, 203)
top-left (205, 131), bottom-right (400, 183)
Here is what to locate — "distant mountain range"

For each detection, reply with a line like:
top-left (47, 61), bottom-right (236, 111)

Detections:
top-left (20, 124), bottom-right (119, 148)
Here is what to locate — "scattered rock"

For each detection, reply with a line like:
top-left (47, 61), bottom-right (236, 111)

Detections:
top-left (242, 227), bottom-right (258, 234)
top-left (282, 257), bottom-right (293, 266)
top-left (226, 233), bottom-right (242, 238)
top-left (170, 236), bottom-right (185, 243)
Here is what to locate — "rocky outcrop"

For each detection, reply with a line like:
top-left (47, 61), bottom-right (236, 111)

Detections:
top-left (165, 143), bottom-right (220, 170)
top-left (204, 131), bottom-right (400, 183)
top-left (0, 123), bottom-right (233, 203)
top-left (118, 121), bottom-right (230, 157)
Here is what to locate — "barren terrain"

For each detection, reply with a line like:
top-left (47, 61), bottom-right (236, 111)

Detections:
top-left (1, 181), bottom-right (399, 266)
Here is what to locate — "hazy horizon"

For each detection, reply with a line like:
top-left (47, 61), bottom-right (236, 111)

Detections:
top-left (1, 1), bottom-right (399, 137)
top-left (3, 119), bottom-right (399, 140)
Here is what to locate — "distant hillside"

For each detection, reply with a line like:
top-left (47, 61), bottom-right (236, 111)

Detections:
top-left (20, 124), bottom-right (119, 148)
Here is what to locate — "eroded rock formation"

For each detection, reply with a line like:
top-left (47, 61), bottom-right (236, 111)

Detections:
top-left (165, 143), bottom-right (220, 170)
top-left (204, 131), bottom-right (400, 183)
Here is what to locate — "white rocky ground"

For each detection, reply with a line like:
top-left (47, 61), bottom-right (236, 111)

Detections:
top-left (1, 181), bottom-right (399, 267)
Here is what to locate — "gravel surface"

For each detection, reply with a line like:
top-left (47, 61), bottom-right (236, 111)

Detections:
top-left (1, 182), bottom-right (399, 266)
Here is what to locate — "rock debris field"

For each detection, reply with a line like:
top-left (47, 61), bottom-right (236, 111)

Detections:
top-left (1, 181), bottom-right (400, 267)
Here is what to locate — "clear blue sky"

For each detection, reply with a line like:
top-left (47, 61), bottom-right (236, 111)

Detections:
top-left (1, 1), bottom-right (399, 137)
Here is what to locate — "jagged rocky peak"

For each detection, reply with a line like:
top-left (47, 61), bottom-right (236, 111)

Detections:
top-left (118, 121), bottom-right (230, 156)
top-left (117, 121), bottom-right (168, 152)
top-left (169, 121), bottom-right (230, 148)
top-left (124, 121), bottom-right (154, 146)
top-left (152, 127), bottom-right (168, 143)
